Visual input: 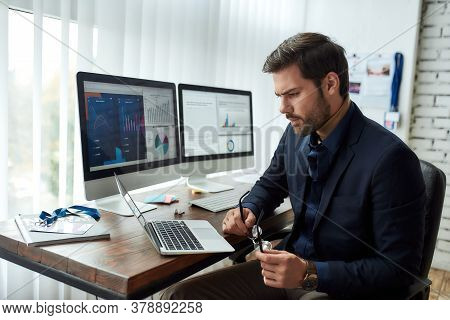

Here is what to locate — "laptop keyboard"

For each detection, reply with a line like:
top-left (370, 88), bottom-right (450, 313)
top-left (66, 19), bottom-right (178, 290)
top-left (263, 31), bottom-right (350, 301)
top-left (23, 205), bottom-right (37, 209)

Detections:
top-left (189, 189), bottom-right (251, 213)
top-left (153, 221), bottom-right (204, 251)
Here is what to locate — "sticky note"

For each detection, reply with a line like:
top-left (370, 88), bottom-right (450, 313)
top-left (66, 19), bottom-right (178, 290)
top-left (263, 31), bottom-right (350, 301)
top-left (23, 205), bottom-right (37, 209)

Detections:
top-left (144, 194), bottom-right (178, 204)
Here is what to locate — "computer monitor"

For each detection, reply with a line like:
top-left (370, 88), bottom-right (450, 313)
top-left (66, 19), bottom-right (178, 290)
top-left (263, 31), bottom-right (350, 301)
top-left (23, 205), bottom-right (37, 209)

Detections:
top-left (77, 72), bottom-right (180, 215)
top-left (178, 84), bottom-right (254, 192)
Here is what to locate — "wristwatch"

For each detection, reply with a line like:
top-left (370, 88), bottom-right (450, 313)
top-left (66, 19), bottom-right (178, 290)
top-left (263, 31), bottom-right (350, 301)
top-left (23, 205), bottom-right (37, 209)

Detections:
top-left (301, 260), bottom-right (318, 291)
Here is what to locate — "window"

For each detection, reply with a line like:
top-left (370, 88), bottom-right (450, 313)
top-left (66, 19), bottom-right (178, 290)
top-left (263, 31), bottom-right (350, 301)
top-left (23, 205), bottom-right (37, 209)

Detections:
top-left (8, 9), bottom-right (79, 214)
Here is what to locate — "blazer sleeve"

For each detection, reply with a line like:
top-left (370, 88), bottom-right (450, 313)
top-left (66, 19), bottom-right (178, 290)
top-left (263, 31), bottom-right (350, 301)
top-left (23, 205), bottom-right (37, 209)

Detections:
top-left (242, 126), bottom-right (290, 217)
top-left (316, 141), bottom-right (426, 298)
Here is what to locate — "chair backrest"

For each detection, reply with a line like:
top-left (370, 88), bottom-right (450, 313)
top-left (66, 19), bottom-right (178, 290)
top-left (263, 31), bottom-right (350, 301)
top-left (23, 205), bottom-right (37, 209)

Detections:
top-left (419, 160), bottom-right (447, 278)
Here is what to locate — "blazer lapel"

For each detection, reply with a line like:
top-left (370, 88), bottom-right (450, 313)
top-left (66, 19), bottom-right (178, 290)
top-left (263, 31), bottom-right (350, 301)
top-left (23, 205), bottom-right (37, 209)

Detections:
top-left (312, 104), bottom-right (365, 232)
top-left (312, 146), bottom-right (354, 231)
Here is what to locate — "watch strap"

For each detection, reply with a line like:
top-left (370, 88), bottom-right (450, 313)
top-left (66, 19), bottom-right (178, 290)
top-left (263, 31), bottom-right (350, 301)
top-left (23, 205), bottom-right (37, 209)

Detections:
top-left (301, 260), bottom-right (319, 291)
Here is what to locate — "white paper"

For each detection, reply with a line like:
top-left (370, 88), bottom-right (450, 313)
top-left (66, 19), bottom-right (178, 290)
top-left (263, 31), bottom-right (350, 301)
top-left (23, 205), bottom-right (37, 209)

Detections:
top-left (26, 215), bottom-right (95, 235)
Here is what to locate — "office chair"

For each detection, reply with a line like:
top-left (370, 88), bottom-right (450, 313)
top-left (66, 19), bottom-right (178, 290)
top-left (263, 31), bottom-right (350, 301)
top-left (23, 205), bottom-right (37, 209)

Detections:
top-left (229, 160), bottom-right (446, 300)
top-left (404, 160), bottom-right (446, 299)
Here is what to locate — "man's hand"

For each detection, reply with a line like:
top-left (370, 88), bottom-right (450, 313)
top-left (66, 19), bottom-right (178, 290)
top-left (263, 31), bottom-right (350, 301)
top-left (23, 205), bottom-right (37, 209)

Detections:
top-left (255, 249), bottom-right (307, 289)
top-left (222, 207), bottom-right (256, 236)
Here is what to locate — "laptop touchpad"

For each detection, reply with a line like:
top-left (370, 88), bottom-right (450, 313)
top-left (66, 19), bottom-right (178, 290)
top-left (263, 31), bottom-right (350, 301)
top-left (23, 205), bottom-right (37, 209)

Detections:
top-left (193, 228), bottom-right (218, 240)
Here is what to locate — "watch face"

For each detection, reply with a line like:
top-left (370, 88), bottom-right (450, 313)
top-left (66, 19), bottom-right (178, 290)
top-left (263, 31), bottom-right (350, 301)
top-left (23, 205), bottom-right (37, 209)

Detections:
top-left (302, 276), bottom-right (318, 291)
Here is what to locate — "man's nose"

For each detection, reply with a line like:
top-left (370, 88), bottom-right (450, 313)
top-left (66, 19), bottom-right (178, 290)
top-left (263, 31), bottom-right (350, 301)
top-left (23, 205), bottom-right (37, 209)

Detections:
top-left (279, 96), bottom-right (292, 114)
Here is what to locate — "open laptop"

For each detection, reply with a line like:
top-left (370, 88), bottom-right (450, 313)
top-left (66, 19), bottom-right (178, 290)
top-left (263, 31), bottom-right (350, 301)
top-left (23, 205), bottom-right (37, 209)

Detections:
top-left (114, 173), bottom-right (235, 255)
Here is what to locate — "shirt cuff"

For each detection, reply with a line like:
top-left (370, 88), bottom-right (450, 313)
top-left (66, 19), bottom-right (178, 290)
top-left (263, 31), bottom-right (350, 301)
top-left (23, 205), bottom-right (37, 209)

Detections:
top-left (241, 202), bottom-right (260, 217)
top-left (314, 261), bottom-right (331, 293)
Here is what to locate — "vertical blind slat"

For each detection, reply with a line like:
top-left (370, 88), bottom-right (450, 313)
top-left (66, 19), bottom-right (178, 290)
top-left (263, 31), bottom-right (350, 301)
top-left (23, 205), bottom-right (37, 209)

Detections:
top-left (0, 0), bottom-right (9, 300)
top-left (58, 0), bottom-right (71, 300)
top-left (32, 0), bottom-right (42, 214)
top-left (153, 0), bottom-right (172, 81)
top-left (95, 0), bottom-right (125, 75)
top-left (204, 0), bottom-right (220, 85)
top-left (214, 0), bottom-right (231, 86)
top-left (123, 0), bottom-right (143, 78)
top-left (0, 1), bottom-right (8, 222)
top-left (73, 0), bottom-right (94, 204)
top-left (32, 0), bottom-right (43, 301)
top-left (58, 0), bottom-right (70, 208)
top-left (139, 0), bottom-right (158, 79)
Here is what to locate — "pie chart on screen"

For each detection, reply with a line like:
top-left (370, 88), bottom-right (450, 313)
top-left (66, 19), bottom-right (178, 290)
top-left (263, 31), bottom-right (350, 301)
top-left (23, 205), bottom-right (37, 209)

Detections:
top-left (155, 133), bottom-right (169, 155)
top-left (226, 139), bottom-right (235, 152)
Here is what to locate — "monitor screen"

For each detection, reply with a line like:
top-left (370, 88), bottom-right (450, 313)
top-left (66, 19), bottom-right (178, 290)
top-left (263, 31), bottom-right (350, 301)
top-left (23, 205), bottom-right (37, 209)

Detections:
top-left (178, 84), bottom-right (253, 162)
top-left (77, 72), bottom-right (180, 181)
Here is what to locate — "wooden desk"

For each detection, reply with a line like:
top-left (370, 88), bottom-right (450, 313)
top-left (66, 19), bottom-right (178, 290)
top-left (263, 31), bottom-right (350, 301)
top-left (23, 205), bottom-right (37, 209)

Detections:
top-left (0, 176), bottom-right (293, 299)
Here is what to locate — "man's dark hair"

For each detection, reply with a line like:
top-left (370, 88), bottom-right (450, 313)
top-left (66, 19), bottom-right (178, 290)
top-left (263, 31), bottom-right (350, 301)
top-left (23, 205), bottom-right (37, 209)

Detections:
top-left (263, 32), bottom-right (349, 97)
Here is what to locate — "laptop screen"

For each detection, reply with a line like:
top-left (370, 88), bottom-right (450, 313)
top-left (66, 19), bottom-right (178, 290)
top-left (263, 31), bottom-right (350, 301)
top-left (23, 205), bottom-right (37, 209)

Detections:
top-left (114, 173), bottom-right (147, 227)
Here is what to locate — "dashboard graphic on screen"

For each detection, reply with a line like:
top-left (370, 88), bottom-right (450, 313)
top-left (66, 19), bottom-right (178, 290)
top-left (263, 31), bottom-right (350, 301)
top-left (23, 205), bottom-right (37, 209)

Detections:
top-left (178, 84), bottom-right (253, 161)
top-left (86, 94), bottom-right (147, 168)
top-left (78, 74), bottom-right (179, 178)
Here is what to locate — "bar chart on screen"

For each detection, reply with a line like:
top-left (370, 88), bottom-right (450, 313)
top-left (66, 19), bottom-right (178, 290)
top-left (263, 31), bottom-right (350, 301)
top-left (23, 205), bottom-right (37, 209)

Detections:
top-left (118, 96), bottom-right (147, 161)
top-left (221, 113), bottom-right (238, 128)
top-left (143, 91), bottom-right (175, 126)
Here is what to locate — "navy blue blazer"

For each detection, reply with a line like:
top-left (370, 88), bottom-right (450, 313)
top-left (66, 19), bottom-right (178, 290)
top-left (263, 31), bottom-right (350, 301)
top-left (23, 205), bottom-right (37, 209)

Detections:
top-left (243, 103), bottom-right (426, 298)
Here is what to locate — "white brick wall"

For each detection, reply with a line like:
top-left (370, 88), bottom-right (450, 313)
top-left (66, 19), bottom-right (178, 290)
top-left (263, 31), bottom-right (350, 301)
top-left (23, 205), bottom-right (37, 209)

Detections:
top-left (439, 72), bottom-right (450, 81)
top-left (444, 25), bottom-right (450, 36)
top-left (413, 106), bottom-right (450, 117)
top-left (441, 49), bottom-right (450, 59)
top-left (417, 71), bottom-right (437, 82)
top-left (422, 26), bottom-right (442, 37)
top-left (436, 95), bottom-right (450, 106)
top-left (434, 139), bottom-right (450, 150)
top-left (410, 127), bottom-right (448, 139)
top-left (417, 60), bottom-right (450, 71)
top-left (437, 239), bottom-right (450, 251)
top-left (434, 119), bottom-right (450, 128)
top-left (410, 0), bottom-right (450, 271)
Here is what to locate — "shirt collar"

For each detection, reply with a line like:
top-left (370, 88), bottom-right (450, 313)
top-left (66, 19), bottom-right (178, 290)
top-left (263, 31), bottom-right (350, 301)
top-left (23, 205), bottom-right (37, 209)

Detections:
top-left (319, 101), bottom-right (355, 155)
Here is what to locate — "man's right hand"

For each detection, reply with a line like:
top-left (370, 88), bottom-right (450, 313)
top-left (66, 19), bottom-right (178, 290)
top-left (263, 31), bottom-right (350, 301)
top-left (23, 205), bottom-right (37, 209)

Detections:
top-left (222, 207), bottom-right (256, 236)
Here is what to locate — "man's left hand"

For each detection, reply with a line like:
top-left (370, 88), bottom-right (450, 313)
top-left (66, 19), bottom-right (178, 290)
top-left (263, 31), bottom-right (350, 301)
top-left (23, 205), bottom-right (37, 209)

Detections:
top-left (255, 249), bottom-right (307, 289)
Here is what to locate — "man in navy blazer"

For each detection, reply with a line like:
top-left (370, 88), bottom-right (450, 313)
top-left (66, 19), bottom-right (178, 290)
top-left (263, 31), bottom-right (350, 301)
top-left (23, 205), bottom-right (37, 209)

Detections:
top-left (162, 32), bottom-right (425, 299)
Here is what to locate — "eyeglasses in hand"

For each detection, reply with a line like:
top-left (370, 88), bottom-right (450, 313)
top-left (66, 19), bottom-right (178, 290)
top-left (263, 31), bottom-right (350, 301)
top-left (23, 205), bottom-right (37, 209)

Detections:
top-left (239, 191), bottom-right (272, 252)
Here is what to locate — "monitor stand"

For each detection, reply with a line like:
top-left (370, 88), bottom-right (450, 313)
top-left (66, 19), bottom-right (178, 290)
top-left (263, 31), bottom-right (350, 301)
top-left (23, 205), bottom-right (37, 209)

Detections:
top-left (186, 175), bottom-right (234, 193)
top-left (95, 195), bottom-right (157, 217)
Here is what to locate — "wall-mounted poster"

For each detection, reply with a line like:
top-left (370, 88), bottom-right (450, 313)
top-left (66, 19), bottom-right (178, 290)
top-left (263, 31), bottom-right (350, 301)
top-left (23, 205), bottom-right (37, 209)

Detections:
top-left (347, 53), bottom-right (394, 109)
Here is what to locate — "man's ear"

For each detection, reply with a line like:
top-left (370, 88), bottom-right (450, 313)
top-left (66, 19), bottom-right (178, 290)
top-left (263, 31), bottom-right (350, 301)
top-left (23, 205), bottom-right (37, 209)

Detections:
top-left (324, 72), bottom-right (340, 96)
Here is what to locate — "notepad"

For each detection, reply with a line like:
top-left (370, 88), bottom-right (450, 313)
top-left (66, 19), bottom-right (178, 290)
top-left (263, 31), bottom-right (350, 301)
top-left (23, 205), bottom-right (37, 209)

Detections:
top-left (15, 214), bottom-right (110, 246)
top-left (28, 214), bottom-right (95, 235)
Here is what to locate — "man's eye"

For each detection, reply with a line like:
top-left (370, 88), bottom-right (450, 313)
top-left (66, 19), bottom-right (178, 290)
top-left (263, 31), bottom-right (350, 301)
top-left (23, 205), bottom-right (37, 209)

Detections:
top-left (289, 92), bottom-right (299, 97)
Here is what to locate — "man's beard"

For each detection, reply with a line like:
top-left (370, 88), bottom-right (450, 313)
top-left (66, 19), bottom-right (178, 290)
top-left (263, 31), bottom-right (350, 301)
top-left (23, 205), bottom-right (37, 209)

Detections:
top-left (292, 92), bottom-right (331, 137)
